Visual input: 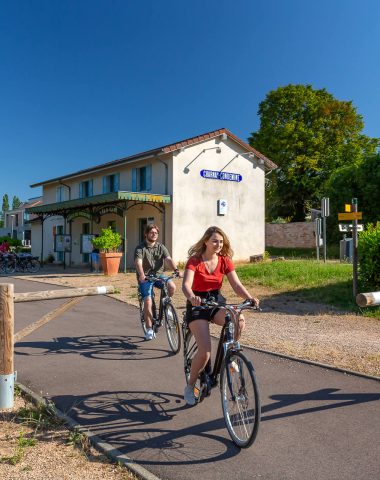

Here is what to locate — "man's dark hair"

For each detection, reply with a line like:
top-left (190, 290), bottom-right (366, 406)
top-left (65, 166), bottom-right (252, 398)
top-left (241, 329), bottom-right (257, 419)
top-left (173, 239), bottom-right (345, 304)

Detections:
top-left (144, 223), bottom-right (160, 235)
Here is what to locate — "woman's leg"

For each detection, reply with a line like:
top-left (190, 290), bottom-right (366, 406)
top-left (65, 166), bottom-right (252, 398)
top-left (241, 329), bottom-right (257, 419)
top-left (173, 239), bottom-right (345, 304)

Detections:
top-left (188, 319), bottom-right (211, 386)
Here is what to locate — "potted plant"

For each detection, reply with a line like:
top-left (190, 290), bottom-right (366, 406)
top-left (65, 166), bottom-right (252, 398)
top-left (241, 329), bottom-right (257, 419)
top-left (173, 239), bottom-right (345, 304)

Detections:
top-left (91, 227), bottom-right (122, 276)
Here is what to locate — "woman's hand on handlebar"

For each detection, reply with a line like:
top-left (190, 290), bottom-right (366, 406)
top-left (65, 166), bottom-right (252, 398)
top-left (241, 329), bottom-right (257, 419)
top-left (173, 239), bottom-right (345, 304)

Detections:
top-left (189, 294), bottom-right (202, 306)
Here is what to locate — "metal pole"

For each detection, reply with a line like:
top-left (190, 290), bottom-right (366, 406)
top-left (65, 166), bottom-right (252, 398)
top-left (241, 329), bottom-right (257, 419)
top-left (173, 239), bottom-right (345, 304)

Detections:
top-left (0, 283), bottom-right (15, 408)
top-left (352, 198), bottom-right (358, 299)
top-left (323, 215), bottom-right (327, 262)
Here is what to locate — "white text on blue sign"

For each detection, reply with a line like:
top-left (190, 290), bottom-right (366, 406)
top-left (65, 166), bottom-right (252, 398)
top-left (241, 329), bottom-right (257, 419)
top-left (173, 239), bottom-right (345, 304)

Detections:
top-left (200, 170), bottom-right (242, 182)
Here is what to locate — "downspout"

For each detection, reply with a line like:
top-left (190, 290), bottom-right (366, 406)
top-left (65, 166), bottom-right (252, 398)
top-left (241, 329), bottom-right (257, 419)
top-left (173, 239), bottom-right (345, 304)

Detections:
top-left (156, 158), bottom-right (168, 245)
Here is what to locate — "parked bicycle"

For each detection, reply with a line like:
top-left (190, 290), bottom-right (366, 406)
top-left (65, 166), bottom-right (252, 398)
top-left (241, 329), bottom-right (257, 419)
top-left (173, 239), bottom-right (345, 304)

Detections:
top-left (182, 297), bottom-right (261, 448)
top-left (4, 253), bottom-right (41, 274)
top-left (138, 272), bottom-right (181, 354)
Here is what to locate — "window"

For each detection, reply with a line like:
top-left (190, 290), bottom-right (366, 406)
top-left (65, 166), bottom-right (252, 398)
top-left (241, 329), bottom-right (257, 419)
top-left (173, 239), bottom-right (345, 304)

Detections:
top-left (102, 173), bottom-right (119, 193)
top-left (138, 217), bottom-right (154, 243)
top-left (79, 180), bottom-right (93, 198)
top-left (132, 165), bottom-right (152, 192)
top-left (107, 220), bottom-right (116, 232)
top-left (82, 223), bottom-right (90, 263)
top-left (56, 186), bottom-right (65, 202)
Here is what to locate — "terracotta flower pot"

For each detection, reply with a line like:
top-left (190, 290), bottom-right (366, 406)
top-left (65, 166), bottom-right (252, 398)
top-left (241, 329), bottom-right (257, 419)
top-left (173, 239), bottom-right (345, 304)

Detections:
top-left (100, 252), bottom-right (122, 276)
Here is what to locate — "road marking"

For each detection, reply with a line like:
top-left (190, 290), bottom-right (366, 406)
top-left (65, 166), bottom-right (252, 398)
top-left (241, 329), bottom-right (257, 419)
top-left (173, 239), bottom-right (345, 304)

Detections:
top-left (14, 297), bottom-right (84, 342)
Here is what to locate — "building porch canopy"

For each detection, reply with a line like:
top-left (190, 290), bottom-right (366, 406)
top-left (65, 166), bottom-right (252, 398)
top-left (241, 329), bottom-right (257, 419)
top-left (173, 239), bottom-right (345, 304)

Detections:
top-left (26, 191), bottom-right (171, 218)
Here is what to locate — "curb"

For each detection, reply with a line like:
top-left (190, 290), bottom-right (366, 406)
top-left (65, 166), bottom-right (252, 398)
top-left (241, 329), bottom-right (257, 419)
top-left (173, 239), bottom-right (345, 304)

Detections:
top-left (243, 344), bottom-right (380, 382)
top-left (16, 382), bottom-right (162, 480)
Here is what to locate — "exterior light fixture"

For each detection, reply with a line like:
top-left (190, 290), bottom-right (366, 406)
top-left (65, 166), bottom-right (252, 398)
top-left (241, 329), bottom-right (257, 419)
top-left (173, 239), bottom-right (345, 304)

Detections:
top-left (216, 147), bottom-right (222, 153)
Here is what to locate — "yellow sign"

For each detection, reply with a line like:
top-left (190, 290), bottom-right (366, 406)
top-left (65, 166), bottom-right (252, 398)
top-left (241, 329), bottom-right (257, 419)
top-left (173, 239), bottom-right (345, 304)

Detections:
top-left (338, 212), bottom-right (362, 221)
top-left (345, 204), bottom-right (351, 212)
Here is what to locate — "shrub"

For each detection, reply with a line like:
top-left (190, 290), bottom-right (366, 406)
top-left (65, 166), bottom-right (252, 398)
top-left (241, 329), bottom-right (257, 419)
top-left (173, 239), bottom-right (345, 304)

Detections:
top-left (358, 223), bottom-right (380, 290)
top-left (92, 227), bottom-right (122, 253)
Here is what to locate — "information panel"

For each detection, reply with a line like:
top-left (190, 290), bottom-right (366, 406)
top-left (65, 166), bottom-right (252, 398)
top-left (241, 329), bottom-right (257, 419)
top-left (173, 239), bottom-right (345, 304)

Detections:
top-left (54, 234), bottom-right (72, 253)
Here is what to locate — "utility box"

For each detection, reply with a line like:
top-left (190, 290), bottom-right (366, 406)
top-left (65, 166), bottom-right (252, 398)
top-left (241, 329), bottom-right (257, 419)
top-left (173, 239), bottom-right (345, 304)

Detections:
top-left (340, 237), bottom-right (353, 263)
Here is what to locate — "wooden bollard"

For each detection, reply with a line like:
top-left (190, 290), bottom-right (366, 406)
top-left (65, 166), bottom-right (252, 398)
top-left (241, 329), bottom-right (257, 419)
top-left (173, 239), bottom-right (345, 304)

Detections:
top-left (14, 285), bottom-right (115, 303)
top-left (356, 291), bottom-right (380, 308)
top-left (0, 283), bottom-right (15, 409)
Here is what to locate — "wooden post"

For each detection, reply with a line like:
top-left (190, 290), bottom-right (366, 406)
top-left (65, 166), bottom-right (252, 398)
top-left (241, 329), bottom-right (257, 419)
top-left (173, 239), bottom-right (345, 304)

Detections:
top-left (0, 283), bottom-right (15, 409)
top-left (356, 291), bottom-right (380, 307)
top-left (14, 285), bottom-right (115, 303)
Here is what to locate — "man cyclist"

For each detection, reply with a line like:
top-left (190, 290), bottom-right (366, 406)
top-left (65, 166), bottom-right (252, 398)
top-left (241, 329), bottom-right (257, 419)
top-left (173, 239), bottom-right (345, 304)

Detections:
top-left (134, 223), bottom-right (181, 340)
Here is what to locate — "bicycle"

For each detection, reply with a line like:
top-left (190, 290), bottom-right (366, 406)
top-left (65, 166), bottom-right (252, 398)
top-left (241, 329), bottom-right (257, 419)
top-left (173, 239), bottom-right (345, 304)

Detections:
top-left (4, 253), bottom-right (41, 274)
top-left (182, 298), bottom-right (261, 448)
top-left (138, 272), bottom-right (181, 354)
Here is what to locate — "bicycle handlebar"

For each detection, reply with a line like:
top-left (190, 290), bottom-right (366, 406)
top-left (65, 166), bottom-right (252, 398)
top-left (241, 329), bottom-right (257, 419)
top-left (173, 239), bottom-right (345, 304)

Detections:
top-left (193, 297), bottom-right (261, 312)
top-left (144, 271), bottom-right (180, 283)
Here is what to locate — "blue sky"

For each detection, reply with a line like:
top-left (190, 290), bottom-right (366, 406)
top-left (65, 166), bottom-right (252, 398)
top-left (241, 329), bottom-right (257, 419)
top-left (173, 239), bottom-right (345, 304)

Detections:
top-left (1, 0), bottom-right (379, 203)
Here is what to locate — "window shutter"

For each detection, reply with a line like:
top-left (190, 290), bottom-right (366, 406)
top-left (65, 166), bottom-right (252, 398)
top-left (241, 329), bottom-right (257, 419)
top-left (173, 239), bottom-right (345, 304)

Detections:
top-left (79, 182), bottom-right (83, 198)
top-left (146, 165), bottom-right (152, 191)
top-left (115, 173), bottom-right (120, 192)
top-left (132, 169), bottom-right (137, 191)
top-left (103, 176), bottom-right (107, 193)
top-left (89, 180), bottom-right (93, 197)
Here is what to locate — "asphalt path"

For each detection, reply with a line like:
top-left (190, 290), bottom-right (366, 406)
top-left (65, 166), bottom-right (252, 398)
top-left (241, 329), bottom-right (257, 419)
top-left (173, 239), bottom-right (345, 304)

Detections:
top-left (8, 277), bottom-right (380, 480)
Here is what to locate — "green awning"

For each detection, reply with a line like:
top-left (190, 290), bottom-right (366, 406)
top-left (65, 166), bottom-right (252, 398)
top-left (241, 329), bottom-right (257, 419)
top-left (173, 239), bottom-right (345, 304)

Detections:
top-left (26, 191), bottom-right (171, 215)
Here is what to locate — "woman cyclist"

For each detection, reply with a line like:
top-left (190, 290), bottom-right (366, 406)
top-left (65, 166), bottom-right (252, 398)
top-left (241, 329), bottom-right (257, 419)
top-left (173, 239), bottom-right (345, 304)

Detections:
top-left (182, 226), bottom-right (259, 406)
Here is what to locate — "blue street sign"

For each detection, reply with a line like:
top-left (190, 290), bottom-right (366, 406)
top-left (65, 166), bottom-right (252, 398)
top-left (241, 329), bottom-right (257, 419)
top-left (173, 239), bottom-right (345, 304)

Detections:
top-left (200, 169), bottom-right (242, 182)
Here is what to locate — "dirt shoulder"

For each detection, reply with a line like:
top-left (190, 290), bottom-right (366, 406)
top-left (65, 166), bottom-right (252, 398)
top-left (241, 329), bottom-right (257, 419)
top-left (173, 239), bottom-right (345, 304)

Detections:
top-left (12, 267), bottom-right (380, 378)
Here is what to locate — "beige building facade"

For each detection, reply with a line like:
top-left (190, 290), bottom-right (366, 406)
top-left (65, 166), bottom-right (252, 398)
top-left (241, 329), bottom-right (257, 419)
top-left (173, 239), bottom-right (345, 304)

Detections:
top-left (27, 128), bottom-right (276, 269)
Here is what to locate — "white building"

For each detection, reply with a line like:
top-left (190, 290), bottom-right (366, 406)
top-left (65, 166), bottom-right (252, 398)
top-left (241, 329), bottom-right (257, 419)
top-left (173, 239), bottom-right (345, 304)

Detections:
top-left (27, 128), bottom-right (276, 269)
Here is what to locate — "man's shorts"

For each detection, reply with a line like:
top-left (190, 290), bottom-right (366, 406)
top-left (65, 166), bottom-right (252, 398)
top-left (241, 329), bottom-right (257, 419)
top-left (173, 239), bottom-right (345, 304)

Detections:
top-left (138, 275), bottom-right (169, 300)
top-left (185, 290), bottom-right (224, 324)
top-left (91, 252), bottom-right (99, 263)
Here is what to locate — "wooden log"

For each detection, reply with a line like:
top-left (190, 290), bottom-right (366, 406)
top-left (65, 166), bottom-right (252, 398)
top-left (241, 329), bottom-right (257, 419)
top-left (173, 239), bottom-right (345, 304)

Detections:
top-left (14, 285), bottom-right (115, 303)
top-left (0, 283), bottom-right (14, 375)
top-left (356, 291), bottom-right (380, 307)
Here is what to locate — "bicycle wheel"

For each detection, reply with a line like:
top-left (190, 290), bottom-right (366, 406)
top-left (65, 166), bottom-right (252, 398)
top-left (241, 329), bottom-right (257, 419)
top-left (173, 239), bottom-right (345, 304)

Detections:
top-left (164, 303), bottom-right (181, 354)
top-left (5, 258), bottom-right (16, 274)
top-left (220, 351), bottom-right (261, 448)
top-left (26, 259), bottom-right (41, 273)
top-left (138, 295), bottom-right (147, 335)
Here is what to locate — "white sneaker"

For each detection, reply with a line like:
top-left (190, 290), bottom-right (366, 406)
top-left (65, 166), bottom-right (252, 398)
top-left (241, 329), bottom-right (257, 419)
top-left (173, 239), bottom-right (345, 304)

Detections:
top-left (184, 384), bottom-right (196, 406)
top-left (145, 328), bottom-right (155, 341)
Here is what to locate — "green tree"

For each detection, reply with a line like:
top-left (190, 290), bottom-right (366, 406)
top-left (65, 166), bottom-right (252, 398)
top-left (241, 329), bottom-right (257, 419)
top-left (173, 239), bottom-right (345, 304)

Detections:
top-left (2, 194), bottom-right (9, 212)
top-left (12, 196), bottom-right (21, 209)
top-left (249, 84), bottom-right (379, 221)
top-left (325, 153), bottom-right (380, 243)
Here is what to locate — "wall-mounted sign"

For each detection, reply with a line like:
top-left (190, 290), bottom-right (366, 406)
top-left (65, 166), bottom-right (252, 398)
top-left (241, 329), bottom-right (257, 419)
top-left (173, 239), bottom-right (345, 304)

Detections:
top-left (200, 169), bottom-right (242, 182)
top-left (95, 205), bottom-right (124, 217)
top-left (217, 199), bottom-right (228, 216)
top-left (81, 234), bottom-right (96, 254)
top-left (54, 234), bottom-right (72, 253)
top-left (67, 211), bottom-right (93, 222)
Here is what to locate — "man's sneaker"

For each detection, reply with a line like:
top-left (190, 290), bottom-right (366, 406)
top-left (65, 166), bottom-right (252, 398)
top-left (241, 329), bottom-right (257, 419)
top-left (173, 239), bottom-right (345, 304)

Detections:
top-left (145, 328), bottom-right (155, 341)
top-left (184, 384), bottom-right (196, 406)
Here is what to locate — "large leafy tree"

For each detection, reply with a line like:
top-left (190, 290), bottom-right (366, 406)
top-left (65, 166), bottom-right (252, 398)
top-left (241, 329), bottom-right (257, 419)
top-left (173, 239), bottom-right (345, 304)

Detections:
top-left (325, 153), bottom-right (380, 243)
top-left (249, 84), bottom-right (379, 221)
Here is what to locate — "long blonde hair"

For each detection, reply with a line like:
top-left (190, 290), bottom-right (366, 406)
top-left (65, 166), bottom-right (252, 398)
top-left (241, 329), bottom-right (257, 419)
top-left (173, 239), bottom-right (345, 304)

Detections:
top-left (188, 226), bottom-right (234, 258)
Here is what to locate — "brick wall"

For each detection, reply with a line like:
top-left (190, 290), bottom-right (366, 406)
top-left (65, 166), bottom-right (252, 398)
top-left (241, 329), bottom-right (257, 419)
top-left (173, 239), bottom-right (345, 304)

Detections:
top-left (265, 222), bottom-right (315, 248)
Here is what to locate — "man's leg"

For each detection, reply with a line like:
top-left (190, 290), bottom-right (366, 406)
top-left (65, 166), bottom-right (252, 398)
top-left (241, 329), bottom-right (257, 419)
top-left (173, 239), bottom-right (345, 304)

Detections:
top-left (167, 280), bottom-right (176, 297)
top-left (143, 296), bottom-right (154, 329)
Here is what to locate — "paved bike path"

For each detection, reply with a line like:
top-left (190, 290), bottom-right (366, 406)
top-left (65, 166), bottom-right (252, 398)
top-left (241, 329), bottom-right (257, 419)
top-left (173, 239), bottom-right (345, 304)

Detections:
top-left (10, 277), bottom-right (380, 480)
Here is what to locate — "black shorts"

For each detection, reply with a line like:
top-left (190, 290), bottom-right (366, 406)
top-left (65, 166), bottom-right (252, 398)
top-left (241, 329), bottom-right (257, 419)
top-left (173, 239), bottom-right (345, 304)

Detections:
top-left (185, 290), bottom-right (225, 324)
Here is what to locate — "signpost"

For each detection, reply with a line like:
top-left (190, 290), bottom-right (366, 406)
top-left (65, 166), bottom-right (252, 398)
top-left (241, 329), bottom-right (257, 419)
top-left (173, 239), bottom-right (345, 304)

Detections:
top-left (321, 197), bottom-right (329, 262)
top-left (338, 199), bottom-right (360, 299)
